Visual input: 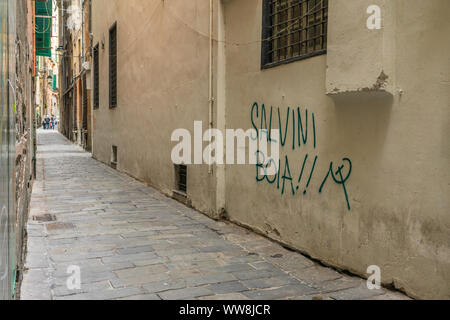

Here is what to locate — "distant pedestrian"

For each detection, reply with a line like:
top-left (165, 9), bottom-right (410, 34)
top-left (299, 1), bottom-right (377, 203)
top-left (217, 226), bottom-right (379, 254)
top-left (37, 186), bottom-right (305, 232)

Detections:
top-left (44, 115), bottom-right (50, 130)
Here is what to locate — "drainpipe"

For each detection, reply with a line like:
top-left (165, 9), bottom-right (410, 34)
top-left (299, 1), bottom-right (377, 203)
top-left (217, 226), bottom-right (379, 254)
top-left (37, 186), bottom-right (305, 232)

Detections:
top-left (81, 0), bottom-right (85, 147)
top-left (216, 0), bottom-right (226, 217)
top-left (208, 0), bottom-right (214, 174)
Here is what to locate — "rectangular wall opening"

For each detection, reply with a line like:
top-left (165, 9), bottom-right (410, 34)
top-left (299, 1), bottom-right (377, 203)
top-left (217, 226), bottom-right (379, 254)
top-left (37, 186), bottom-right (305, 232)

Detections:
top-left (174, 164), bottom-right (187, 194)
top-left (109, 23), bottom-right (117, 108)
top-left (111, 145), bottom-right (118, 168)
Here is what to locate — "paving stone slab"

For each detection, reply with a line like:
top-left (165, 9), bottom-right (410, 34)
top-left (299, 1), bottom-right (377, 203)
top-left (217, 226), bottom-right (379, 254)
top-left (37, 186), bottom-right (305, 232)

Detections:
top-left (116, 245), bottom-right (154, 255)
top-left (185, 273), bottom-right (238, 287)
top-left (158, 287), bottom-right (214, 300)
top-left (243, 284), bottom-right (318, 300)
top-left (208, 281), bottom-right (249, 294)
top-left (329, 286), bottom-right (386, 300)
top-left (232, 269), bottom-right (287, 281)
top-left (55, 287), bottom-right (144, 300)
top-left (142, 279), bottom-right (187, 294)
top-left (242, 276), bottom-right (303, 290)
top-left (199, 293), bottom-right (250, 300)
top-left (117, 294), bottom-right (161, 300)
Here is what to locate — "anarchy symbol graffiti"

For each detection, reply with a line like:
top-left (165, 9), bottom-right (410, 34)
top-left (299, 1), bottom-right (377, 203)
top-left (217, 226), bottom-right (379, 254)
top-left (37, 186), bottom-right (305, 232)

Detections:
top-left (319, 158), bottom-right (353, 211)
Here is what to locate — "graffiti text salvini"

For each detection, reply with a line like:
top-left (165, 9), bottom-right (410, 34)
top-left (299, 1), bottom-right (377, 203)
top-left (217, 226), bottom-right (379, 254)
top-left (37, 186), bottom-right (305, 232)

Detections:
top-left (251, 102), bottom-right (353, 211)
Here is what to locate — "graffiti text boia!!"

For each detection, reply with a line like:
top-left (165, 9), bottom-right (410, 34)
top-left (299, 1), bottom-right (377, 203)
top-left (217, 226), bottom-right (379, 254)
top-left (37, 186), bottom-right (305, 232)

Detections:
top-left (251, 102), bottom-right (353, 211)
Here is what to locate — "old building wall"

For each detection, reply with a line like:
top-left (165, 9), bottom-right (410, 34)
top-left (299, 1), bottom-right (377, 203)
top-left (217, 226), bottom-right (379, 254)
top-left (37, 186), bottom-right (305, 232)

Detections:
top-left (13, 0), bottom-right (35, 298)
top-left (83, 0), bottom-right (93, 151)
top-left (59, 0), bottom-right (79, 142)
top-left (222, 0), bottom-right (449, 299)
top-left (91, 0), bottom-right (216, 214)
top-left (14, 0), bottom-right (35, 281)
top-left (90, 0), bottom-right (449, 299)
top-left (0, 0), bottom-right (35, 299)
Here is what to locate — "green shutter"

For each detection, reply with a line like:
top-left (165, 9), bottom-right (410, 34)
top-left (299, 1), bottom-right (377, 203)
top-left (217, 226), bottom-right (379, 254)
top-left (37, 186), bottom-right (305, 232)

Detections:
top-left (35, 0), bottom-right (52, 57)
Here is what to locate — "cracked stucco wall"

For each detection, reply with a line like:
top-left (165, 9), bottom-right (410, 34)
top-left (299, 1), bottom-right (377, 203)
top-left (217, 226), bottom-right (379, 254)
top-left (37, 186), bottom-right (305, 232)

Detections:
top-left (90, 0), bottom-right (449, 299)
top-left (223, 0), bottom-right (449, 299)
top-left (13, 0), bottom-right (35, 298)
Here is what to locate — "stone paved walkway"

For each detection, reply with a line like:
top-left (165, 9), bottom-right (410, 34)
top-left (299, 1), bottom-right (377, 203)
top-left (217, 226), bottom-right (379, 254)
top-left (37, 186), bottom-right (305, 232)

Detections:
top-left (20, 130), bottom-right (409, 300)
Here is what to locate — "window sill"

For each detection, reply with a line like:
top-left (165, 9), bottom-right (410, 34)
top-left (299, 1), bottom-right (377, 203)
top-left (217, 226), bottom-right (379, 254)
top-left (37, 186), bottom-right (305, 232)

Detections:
top-left (172, 189), bottom-right (187, 198)
top-left (172, 189), bottom-right (191, 207)
top-left (261, 50), bottom-right (326, 70)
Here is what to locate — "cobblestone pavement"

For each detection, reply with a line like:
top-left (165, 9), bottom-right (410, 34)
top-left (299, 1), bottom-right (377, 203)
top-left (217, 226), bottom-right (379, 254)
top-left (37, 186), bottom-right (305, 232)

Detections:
top-left (20, 130), bottom-right (410, 300)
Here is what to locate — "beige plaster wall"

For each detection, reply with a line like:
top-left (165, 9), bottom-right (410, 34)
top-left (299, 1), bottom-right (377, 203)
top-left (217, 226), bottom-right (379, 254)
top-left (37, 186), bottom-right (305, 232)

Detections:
top-left (91, 0), bottom-right (450, 299)
top-left (91, 0), bottom-right (217, 214)
top-left (223, 0), bottom-right (449, 299)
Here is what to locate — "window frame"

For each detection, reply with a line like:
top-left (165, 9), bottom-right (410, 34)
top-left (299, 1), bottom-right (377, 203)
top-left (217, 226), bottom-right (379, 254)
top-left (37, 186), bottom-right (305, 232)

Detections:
top-left (261, 0), bottom-right (328, 70)
top-left (109, 22), bottom-right (117, 109)
top-left (82, 74), bottom-right (88, 129)
top-left (88, 0), bottom-right (92, 33)
top-left (93, 43), bottom-right (99, 109)
top-left (174, 164), bottom-right (187, 194)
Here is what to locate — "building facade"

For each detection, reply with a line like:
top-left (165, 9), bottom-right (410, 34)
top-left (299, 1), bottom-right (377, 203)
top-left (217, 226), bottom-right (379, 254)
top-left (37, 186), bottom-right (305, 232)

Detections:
top-left (91, 0), bottom-right (450, 299)
top-left (0, 0), bottom-right (36, 299)
top-left (59, 0), bottom-right (93, 151)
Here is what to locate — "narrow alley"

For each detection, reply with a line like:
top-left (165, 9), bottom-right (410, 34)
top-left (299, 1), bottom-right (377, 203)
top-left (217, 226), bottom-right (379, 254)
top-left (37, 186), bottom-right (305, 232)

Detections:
top-left (1, 0), bottom-right (449, 305)
top-left (19, 130), bottom-right (409, 300)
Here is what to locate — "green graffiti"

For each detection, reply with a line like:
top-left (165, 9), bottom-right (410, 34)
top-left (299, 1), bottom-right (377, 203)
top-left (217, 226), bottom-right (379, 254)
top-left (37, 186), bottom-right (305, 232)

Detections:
top-left (312, 112), bottom-right (316, 149)
top-left (297, 107), bottom-right (308, 147)
top-left (261, 104), bottom-right (275, 142)
top-left (281, 155), bottom-right (295, 196)
top-left (278, 107), bottom-right (290, 147)
top-left (297, 154), bottom-right (308, 186)
top-left (251, 101), bottom-right (352, 211)
top-left (251, 102), bottom-right (259, 140)
top-left (303, 155), bottom-right (318, 195)
top-left (319, 158), bottom-right (352, 211)
top-left (256, 150), bottom-right (277, 184)
top-left (251, 102), bottom-right (315, 149)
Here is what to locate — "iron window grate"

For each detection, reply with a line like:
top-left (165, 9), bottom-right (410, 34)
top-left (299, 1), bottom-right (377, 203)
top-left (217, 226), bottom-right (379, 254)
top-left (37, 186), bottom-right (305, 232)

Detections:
top-left (88, 0), bottom-right (92, 33)
top-left (111, 145), bottom-right (118, 168)
top-left (73, 84), bottom-right (77, 129)
top-left (93, 43), bottom-right (99, 109)
top-left (109, 23), bottom-right (117, 108)
top-left (82, 74), bottom-right (88, 130)
top-left (261, 0), bottom-right (328, 69)
top-left (175, 165), bottom-right (187, 193)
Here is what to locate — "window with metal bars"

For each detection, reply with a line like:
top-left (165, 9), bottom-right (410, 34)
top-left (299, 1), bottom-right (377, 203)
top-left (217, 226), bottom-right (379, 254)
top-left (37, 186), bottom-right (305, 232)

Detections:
top-left (89, 0), bottom-right (92, 33)
top-left (109, 23), bottom-right (117, 108)
top-left (175, 165), bottom-right (187, 193)
top-left (261, 0), bottom-right (328, 69)
top-left (73, 85), bottom-right (77, 129)
top-left (82, 74), bottom-right (88, 130)
top-left (93, 43), bottom-right (99, 109)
